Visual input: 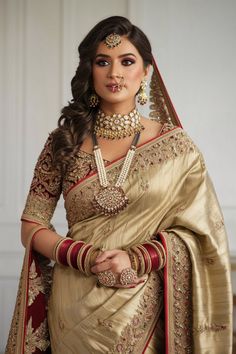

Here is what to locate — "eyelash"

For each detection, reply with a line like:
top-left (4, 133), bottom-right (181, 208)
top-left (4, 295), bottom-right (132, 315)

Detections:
top-left (95, 59), bottom-right (135, 67)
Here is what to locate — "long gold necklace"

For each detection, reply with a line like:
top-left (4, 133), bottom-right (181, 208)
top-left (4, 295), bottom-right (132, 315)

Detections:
top-left (92, 132), bottom-right (140, 216)
top-left (94, 108), bottom-right (144, 140)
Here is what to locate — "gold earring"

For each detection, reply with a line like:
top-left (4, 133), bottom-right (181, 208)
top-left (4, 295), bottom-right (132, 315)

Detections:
top-left (137, 79), bottom-right (148, 105)
top-left (89, 93), bottom-right (99, 108)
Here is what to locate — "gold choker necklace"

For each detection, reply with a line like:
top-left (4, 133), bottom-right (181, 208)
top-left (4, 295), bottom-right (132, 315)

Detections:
top-left (94, 108), bottom-right (144, 140)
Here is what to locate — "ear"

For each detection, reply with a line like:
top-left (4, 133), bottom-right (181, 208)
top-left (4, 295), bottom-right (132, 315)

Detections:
top-left (143, 64), bottom-right (151, 77)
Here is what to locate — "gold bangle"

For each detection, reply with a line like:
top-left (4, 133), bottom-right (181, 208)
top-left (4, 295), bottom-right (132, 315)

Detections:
top-left (147, 241), bottom-right (163, 270)
top-left (137, 244), bottom-right (152, 274)
top-left (77, 244), bottom-right (91, 274)
top-left (127, 249), bottom-right (138, 272)
top-left (151, 240), bottom-right (166, 268)
top-left (131, 245), bottom-right (145, 276)
top-left (52, 237), bottom-right (64, 261)
top-left (84, 246), bottom-right (96, 276)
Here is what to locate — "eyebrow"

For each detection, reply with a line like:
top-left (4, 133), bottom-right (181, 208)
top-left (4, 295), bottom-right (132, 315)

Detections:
top-left (95, 53), bottom-right (137, 59)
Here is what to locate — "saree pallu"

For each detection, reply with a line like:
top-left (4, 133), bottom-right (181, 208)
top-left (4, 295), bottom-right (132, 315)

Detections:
top-left (5, 127), bottom-right (232, 353)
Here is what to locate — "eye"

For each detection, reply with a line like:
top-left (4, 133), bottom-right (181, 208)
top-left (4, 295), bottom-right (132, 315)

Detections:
top-left (95, 59), bottom-right (109, 66)
top-left (122, 58), bottom-right (135, 66)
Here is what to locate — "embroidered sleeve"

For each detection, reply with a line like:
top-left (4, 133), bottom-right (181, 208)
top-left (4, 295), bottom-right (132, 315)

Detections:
top-left (21, 132), bottom-right (62, 227)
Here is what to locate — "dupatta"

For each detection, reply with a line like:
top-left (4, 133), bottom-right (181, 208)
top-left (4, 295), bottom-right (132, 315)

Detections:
top-left (5, 58), bottom-right (232, 354)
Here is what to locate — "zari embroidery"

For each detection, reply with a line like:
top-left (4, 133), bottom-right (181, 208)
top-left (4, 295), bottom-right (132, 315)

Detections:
top-left (5, 270), bottom-right (24, 354)
top-left (22, 133), bottom-right (62, 225)
top-left (25, 317), bottom-right (50, 353)
top-left (23, 129), bottom-right (196, 229)
top-left (169, 233), bottom-right (193, 353)
top-left (109, 272), bottom-right (163, 353)
top-left (28, 260), bottom-right (45, 306)
top-left (195, 323), bottom-right (227, 333)
top-left (65, 130), bottom-right (196, 227)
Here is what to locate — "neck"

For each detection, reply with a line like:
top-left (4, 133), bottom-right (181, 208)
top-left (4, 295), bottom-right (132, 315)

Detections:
top-left (99, 101), bottom-right (136, 115)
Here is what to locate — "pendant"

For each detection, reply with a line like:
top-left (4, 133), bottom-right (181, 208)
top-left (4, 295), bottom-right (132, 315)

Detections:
top-left (94, 186), bottom-right (129, 216)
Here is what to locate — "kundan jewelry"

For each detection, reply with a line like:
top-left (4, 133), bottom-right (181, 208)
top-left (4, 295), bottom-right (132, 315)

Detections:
top-left (97, 270), bottom-right (116, 287)
top-left (89, 93), bottom-right (99, 107)
top-left (119, 268), bottom-right (137, 285)
top-left (104, 33), bottom-right (121, 48)
top-left (94, 108), bottom-right (144, 140)
top-left (92, 132), bottom-right (140, 216)
top-left (137, 78), bottom-right (148, 105)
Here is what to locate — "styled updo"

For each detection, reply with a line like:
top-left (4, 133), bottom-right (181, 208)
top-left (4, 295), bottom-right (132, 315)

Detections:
top-left (52, 16), bottom-right (152, 170)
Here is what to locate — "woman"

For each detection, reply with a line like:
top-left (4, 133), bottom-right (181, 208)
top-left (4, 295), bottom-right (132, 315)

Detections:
top-left (6, 16), bottom-right (232, 353)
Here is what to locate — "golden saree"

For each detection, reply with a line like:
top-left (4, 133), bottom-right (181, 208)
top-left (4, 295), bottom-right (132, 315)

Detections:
top-left (5, 61), bottom-right (232, 353)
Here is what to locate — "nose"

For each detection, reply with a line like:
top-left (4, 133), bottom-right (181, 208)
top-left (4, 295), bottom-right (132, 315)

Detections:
top-left (107, 62), bottom-right (122, 79)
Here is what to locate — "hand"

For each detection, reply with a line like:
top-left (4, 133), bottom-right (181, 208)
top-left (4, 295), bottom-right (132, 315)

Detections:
top-left (91, 249), bottom-right (147, 288)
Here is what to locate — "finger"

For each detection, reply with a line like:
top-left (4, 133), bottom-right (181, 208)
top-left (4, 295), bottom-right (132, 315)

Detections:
top-left (91, 261), bottom-right (111, 274)
top-left (95, 249), bottom-right (120, 263)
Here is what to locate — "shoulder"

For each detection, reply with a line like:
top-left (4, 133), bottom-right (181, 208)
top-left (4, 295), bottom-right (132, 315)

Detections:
top-left (140, 117), bottom-right (163, 143)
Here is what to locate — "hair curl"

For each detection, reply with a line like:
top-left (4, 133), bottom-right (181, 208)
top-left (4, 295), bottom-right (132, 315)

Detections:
top-left (52, 16), bottom-right (153, 171)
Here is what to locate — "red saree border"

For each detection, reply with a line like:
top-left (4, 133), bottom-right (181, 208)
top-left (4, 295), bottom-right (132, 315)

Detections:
top-left (65, 126), bottom-right (182, 198)
top-left (158, 233), bottom-right (169, 354)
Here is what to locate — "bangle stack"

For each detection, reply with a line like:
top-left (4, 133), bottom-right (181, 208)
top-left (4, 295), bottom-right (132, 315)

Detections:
top-left (128, 240), bottom-right (166, 276)
top-left (53, 238), bottom-right (99, 276)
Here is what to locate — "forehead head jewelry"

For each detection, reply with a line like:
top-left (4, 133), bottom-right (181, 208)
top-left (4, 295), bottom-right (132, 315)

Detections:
top-left (104, 33), bottom-right (121, 49)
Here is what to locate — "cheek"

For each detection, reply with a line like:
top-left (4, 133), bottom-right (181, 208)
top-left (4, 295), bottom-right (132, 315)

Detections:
top-left (127, 67), bottom-right (144, 83)
top-left (92, 67), bottom-right (103, 87)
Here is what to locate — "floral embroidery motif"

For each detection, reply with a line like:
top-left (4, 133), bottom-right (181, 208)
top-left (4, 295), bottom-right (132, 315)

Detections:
top-left (195, 323), bottom-right (227, 333)
top-left (169, 233), bottom-right (193, 353)
top-left (109, 272), bottom-right (163, 353)
top-left (22, 133), bottom-right (62, 225)
top-left (25, 317), bottom-right (50, 353)
top-left (98, 318), bottom-right (113, 329)
top-left (5, 270), bottom-right (24, 354)
top-left (28, 260), bottom-right (45, 306)
top-left (149, 71), bottom-right (180, 126)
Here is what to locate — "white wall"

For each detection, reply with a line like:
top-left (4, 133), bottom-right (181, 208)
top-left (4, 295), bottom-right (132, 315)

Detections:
top-left (0, 0), bottom-right (235, 350)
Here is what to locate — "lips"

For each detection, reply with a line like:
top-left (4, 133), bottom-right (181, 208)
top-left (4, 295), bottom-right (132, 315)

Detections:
top-left (106, 83), bottom-right (123, 93)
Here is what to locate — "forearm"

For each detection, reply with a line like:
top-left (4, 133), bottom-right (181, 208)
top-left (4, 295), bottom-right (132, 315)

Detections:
top-left (21, 221), bottom-right (63, 260)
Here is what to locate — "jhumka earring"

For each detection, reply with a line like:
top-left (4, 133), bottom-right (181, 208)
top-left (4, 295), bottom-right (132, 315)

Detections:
top-left (89, 93), bottom-right (99, 108)
top-left (137, 79), bottom-right (148, 105)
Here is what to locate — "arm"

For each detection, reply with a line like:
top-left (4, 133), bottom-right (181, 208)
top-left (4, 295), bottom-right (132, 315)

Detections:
top-left (21, 220), bottom-right (62, 260)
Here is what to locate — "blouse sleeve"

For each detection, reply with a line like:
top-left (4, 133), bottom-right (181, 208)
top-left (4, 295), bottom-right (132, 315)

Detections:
top-left (21, 131), bottom-right (62, 227)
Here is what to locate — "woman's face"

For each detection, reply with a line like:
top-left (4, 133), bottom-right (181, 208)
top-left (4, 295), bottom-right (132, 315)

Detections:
top-left (92, 36), bottom-right (149, 112)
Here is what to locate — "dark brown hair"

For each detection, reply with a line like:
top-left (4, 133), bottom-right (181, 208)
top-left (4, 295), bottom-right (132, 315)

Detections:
top-left (52, 16), bottom-right (152, 171)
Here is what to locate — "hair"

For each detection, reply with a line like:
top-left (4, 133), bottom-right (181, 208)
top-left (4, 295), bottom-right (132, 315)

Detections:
top-left (52, 16), bottom-right (153, 171)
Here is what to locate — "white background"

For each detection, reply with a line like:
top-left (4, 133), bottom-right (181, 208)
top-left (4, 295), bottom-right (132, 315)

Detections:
top-left (0, 0), bottom-right (235, 350)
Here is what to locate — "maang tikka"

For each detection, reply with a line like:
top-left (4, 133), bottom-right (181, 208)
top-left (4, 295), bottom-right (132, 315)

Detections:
top-left (137, 79), bottom-right (148, 105)
top-left (104, 33), bottom-right (121, 49)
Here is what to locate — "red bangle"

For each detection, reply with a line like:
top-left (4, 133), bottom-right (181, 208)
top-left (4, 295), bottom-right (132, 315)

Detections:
top-left (69, 241), bottom-right (85, 269)
top-left (142, 243), bottom-right (159, 271)
top-left (58, 239), bottom-right (74, 266)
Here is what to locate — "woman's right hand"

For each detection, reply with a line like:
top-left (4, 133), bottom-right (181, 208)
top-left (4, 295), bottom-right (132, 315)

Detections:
top-left (91, 249), bottom-right (147, 288)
